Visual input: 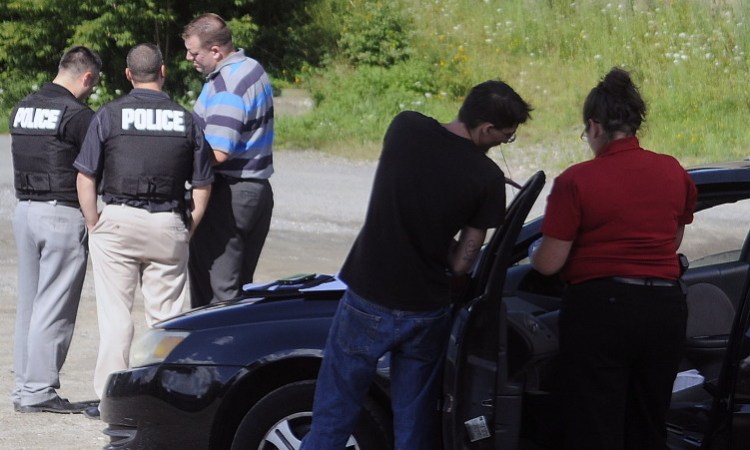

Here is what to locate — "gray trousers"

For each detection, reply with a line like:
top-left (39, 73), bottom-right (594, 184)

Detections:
top-left (189, 177), bottom-right (273, 307)
top-left (12, 201), bottom-right (87, 406)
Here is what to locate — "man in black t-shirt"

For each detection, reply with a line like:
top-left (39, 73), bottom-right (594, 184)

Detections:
top-left (302, 81), bottom-right (532, 450)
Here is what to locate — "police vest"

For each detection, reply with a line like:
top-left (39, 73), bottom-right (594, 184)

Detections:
top-left (10, 91), bottom-right (89, 202)
top-left (100, 96), bottom-right (195, 205)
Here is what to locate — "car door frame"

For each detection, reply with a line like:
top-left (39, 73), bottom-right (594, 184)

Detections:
top-left (442, 171), bottom-right (546, 449)
top-left (703, 251), bottom-right (750, 448)
top-left (668, 184), bottom-right (750, 449)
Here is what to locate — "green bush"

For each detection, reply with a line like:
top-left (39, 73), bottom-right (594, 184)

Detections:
top-left (276, 60), bottom-right (457, 158)
top-left (246, 0), bottom-right (342, 79)
top-left (281, 0), bottom-right (750, 167)
top-left (3, 0), bottom-right (750, 168)
top-left (337, 0), bottom-right (412, 67)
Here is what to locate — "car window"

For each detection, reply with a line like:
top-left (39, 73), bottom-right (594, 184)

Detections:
top-left (680, 198), bottom-right (750, 268)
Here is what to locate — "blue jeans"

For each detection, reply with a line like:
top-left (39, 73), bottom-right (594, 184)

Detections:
top-left (302, 289), bottom-right (452, 450)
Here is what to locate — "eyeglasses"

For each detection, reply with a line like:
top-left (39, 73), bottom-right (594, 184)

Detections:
top-left (580, 119), bottom-right (599, 141)
top-left (494, 127), bottom-right (516, 144)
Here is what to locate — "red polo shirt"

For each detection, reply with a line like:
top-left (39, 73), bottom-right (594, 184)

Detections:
top-left (541, 137), bottom-right (697, 284)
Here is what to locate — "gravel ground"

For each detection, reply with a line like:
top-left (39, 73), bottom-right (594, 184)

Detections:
top-left (0, 124), bottom-right (552, 448)
top-left (0, 133), bottom-right (378, 449)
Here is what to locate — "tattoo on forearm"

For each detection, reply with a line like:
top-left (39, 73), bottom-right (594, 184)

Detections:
top-left (462, 239), bottom-right (480, 261)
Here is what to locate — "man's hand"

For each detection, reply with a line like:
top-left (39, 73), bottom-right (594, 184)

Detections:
top-left (76, 172), bottom-right (100, 229)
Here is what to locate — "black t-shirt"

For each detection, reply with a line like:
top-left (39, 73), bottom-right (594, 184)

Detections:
top-left (339, 111), bottom-right (506, 311)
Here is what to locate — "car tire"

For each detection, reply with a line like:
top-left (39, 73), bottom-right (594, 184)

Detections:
top-left (230, 379), bottom-right (392, 450)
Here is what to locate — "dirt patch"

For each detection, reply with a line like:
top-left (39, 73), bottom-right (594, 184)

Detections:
top-left (0, 135), bottom-right (375, 449)
top-left (0, 128), bottom-right (555, 448)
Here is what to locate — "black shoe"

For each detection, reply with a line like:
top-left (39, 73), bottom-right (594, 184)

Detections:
top-left (71, 399), bottom-right (100, 409)
top-left (83, 405), bottom-right (100, 420)
top-left (15, 396), bottom-right (86, 414)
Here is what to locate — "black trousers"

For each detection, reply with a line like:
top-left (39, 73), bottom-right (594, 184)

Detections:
top-left (559, 279), bottom-right (687, 450)
top-left (189, 177), bottom-right (273, 307)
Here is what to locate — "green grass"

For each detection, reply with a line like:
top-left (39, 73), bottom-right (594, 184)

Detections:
top-left (276, 0), bottom-right (750, 167)
top-left (3, 0), bottom-right (747, 169)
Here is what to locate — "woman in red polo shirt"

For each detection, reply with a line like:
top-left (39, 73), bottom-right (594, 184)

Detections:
top-left (531, 67), bottom-right (697, 450)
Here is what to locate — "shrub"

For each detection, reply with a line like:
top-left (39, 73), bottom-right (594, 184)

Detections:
top-left (337, 0), bottom-right (412, 67)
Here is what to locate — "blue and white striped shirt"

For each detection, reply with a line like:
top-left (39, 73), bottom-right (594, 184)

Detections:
top-left (193, 49), bottom-right (274, 179)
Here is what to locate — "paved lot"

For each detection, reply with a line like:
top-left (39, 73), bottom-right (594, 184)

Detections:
top-left (0, 130), bottom-right (549, 448)
top-left (0, 134), bottom-right (376, 449)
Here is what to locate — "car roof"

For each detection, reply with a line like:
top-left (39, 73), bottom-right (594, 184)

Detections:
top-left (688, 159), bottom-right (750, 186)
top-left (517, 159), bottom-right (750, 245)
top-left (682, 160), bottom-right (750, 210)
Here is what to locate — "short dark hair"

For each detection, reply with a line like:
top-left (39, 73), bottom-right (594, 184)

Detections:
top-left (126, 43), bottom-right (163, 83)
top-left (459, 80), bottom-right (532, 129)
top-left (182, 13), bottom-right (233, 49)
top-left (58, 46), bottom-right (102, 78)
top-left (583, 67), bottom-right (647, 137)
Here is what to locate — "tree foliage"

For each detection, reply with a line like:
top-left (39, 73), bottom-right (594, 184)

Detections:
top-left (337, 0), bottom-right (411, 67)
top-left (0, 0), bottom-right (340, 111)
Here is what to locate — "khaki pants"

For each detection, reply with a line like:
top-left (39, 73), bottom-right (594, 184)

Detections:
top-left (89, 204), bottom-right (189, 398)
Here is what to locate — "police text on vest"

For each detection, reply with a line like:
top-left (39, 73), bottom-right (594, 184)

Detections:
top-left (122, 108), bottom-right (185, 132)
top-left (13, 108), bottom-right (62, 130)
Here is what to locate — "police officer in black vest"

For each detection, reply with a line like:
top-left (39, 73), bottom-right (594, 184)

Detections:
top-left (10, 46), bottom-right (102, 414)
top-left (74, 43), bottom-right (213, 417)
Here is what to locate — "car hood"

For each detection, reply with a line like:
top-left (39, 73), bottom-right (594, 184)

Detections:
top-left (157, 275), bottom-right (347, 331)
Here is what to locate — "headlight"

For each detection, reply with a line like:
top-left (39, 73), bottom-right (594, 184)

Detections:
top-left (130, 329), bottom-right (190, 368)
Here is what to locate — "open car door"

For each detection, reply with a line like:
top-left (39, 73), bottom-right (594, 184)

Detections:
top-left (442, 171), bottom-right (546, 449)
top-left (672, 247), bottom-right (750, 449)
top-left (662, 177), bottom-right (750, 449)
top-left (722, 289), bottom-right (750, 447)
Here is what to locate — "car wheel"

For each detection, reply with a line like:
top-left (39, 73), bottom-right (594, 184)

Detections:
top-left (231, 379), bottom-right (392, 450)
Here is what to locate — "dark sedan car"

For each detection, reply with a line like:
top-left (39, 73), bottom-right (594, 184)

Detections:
top-left (100, 161), bottom-right (750, 449)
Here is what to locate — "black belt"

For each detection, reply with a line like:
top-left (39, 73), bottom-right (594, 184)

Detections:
top-left (106, 203), bottom-right (181, 214)
top-left (609, 277), bottom-right (680, 287)
top-left (216, 173), bottom-right (269, 185)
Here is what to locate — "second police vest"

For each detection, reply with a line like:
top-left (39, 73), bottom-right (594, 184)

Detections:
top-left (10, 90), bottom-right (88, 203)
top-left (101, 94), bottom-right (194, 205)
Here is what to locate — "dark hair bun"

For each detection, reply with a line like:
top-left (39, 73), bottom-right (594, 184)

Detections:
top-left (601, 68), bottom-right (634, 97)
top-left (583, 66), bottom-right (647, 135)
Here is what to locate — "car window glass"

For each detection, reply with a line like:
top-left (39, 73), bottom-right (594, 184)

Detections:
top-left (680, 198), bottom-right (750, 268)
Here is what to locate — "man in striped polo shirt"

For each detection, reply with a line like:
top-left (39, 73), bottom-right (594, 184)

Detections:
top-left (182, 13), bottom-right (275, 307)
